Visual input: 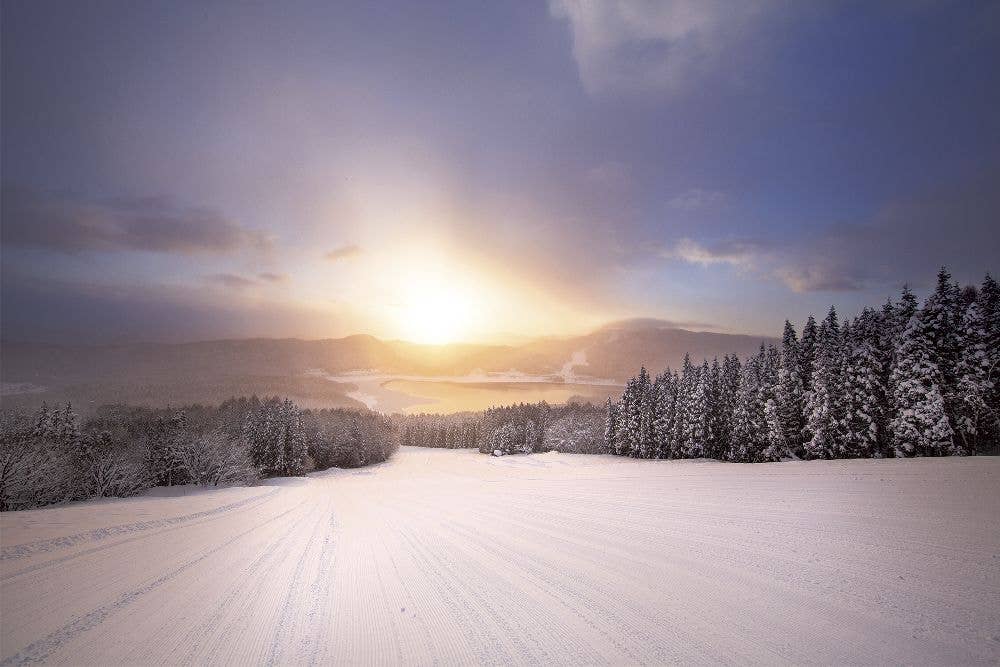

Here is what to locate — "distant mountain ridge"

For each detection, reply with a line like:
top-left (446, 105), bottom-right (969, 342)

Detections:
top-left (0, 323), bottom-right (776, 412)
top-left (3, 324), bottom-right (774, 385)
top-left (2, 324), bottom-right (775, 385)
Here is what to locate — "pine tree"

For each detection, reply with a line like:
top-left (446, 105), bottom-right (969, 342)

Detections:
top-left (760, 397), bottom-right (786, 462)
top-left (953, 279), bottom-right (997, 453)
top-left (614, 380), bottom-right (632, 456)
top-left (705, 358), bottom-right (724, 459)
top-left (633, 367), bottom-right (655, 458)
top-left (842, 309), bottom-right (884, 458)
top-left (774, 321), bottom-right (805, 457)
top-left (604, 398), bottom-right (618, 454)
top-left (974, 274), bottom-right (1000, 449)
top-left (890, 308), bottom-right (955, 456)
top-left (57, 403), bottom-right (80, 452)
top-left (894, 285), bottom-right (919, 340)
top-left (32, 402), bottom-right (52, 439)
top-left (922, 268), bottom-right (965, 432)
top-left (674, 355), bottom-right (694, 457)
top-left (651, 371), bottom-right (677, 458)
top-left (799, 315), bottom-right (818, 396)
top-left (716, 355), bottom-right (741, 460)
top-left (804, 307), bottom-right (846, 459)
top-left (280, 399), bottom-right (307, 475)
top-left (731, 354), bottom-right (765, 462)
top-left (679, 361), bottom-right (711, 458)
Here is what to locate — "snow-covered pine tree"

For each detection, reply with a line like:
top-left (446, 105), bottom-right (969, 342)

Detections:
top-left (953, 277), bottom-right (998, 454)
top-left (716, 354), bottom-right (741, 460)
top-left (842, 308), bottom-right (884, 458)
top-left (604, 398), bottom-right (619, 454)
top-left (673, 355), bottom-right (694, 458)
top-left (679, 361), bottom-right (711, 458)
top-left (634, 367), bottom-right (655, 458)
top-left (921, 268), bottom-right (965, 432)
top-left (804, 307), bottom-right (846, 459)
top-left (730, 354), bottom-right (765, 462)
top-left (57, 403), bottom-right (79, 452)
top-left (651, 370), bottom-right (677, 458)
top-left (280, 398), bottom-right (307, 475)
top-left (32, 402), bottom-right (52, 440)
top-left (615, 378), bottom-right (636, 457)
top-left (761, 397), bottom-right (786, 462)
top-left (799, 315), bottom-right (818, 397)
top-left (774, 321), bottom-right (805, 458)
top-left (705, 358), bottom-right (724, 459)
top-left (894, 285), bottom-right (919, 340)
top-left (890, 307), bottom-right (955, 456)
top-left (972, 274), bottom-right (1000, 450)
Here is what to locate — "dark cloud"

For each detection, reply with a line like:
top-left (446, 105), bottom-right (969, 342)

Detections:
top-left (0, 271), bottom-right (334, 344)
top-left (0, 185), bottom-right (265, 255)
top-left (257, 272), bottom-right (287, 283)
top-left (324, 244), bottom-right (361, 261)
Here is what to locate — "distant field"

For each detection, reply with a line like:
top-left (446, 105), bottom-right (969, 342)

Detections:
top-left (3, 450), bottom-right (999, 664)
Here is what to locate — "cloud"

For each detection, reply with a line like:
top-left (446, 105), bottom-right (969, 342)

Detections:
top-left (665, 238), bottom-right (759, 267)
top-left (0, 270), bottom-right (337, 344)
top-left (324, 244), bottom-right (361, 261)
top-left (665, 236), bottom-right (883, 292)
top-left (205, 273), bottom-right (258, 289)
top-left (0, 185), bottom-right (265, 255)
top-left (204, 272), bottom-right (288, 289)
top-left (549, 0), bottom-right (771, 94)
top-left (664, 171), bottom-right (1000, 293)
top-left (597, 317), bottom-right (720, 332)
top-left (772, 261), bottom-right (868, 293)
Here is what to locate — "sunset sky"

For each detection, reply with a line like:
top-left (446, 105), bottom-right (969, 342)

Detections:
top-left (2, 1), bottom-right (998, 344)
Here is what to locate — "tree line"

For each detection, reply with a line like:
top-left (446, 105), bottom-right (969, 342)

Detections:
top-left (0, 396), bottom-right (397, 511)
top-left (395, 400), bottom-right (607, 455)
top-left (607, 269), bottom-right (998, 462)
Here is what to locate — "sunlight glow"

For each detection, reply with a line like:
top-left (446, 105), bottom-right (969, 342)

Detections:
top-left (397, 274), bottom-right (479, 345)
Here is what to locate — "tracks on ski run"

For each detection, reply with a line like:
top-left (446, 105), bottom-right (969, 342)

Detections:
top-left (2, 448), bottom-right (1000, 665)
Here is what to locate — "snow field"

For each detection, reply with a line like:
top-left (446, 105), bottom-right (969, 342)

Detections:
top-left (2, 447), bottom-right (999, 665)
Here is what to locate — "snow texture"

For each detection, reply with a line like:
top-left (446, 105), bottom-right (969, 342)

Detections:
top-left (2, 447), bottom-right (999, 665)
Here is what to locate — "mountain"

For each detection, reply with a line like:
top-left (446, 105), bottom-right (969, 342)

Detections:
top-left (0, 321), bottom-right (776, 412)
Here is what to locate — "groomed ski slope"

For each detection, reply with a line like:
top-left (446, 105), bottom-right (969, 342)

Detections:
top-left (2, 447), bottom-right (999, 665)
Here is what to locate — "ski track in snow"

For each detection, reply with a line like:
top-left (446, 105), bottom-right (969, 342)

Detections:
top-left (2, 449), bottom-right (1000, 665)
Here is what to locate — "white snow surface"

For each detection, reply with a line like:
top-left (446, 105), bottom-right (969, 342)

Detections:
top-left (2, 448), bottom-right (999, 665)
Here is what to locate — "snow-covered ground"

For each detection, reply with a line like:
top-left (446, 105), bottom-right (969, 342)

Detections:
top-left (2, 448), bottom-right (999, 665)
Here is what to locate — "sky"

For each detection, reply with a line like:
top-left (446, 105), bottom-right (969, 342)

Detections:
top-left (2, 0), bottom-right (999, 344)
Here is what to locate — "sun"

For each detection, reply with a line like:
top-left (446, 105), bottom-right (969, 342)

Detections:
top-left (398, 279), bottom-right (478, 345)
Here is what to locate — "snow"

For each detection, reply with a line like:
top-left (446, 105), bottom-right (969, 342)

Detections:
top-left (3, 448), bottom-right (999, 665)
